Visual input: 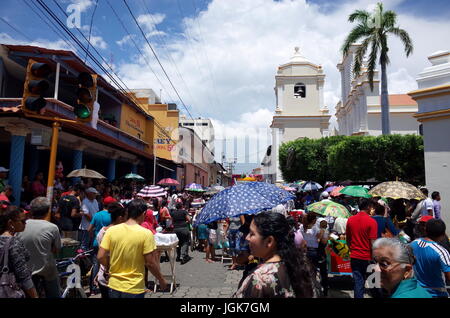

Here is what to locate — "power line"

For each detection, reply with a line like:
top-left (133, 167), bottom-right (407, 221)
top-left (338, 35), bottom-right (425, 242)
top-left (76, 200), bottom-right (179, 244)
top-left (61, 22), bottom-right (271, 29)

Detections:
top-left (140, 0), bottom-right (201, 119)
top-left (105, 0), bottom-right (176, 103)
top-left (174, 0), bottom-right (219, 121)
top-left (122, 0), bottom-right (196, 123)
top-left (34, 0), bottom-right (174, 142)
top-left (22, 0), bottom-right (78, 52)
top-left (84, 0), bottom-right (99, 63)
top-left (48, 0), bottom-right (180, 141)
top-left (47, 0), bottom-right (174, 141)
top-left (0, 16), bottom-right (34, 42)
top-left (190, 0), bottom-right (223, 111)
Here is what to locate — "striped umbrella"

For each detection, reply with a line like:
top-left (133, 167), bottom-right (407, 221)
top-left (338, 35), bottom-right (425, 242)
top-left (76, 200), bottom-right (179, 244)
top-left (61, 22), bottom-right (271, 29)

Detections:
top-left (137, 185), bottom-right (167, 198)
top-left (299, 181), bottom-right (323, 192)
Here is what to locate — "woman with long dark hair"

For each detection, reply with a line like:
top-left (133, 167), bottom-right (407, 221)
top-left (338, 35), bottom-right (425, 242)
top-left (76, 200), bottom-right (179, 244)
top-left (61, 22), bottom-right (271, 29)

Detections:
top-left (233, 211), bottom-right (315, 298)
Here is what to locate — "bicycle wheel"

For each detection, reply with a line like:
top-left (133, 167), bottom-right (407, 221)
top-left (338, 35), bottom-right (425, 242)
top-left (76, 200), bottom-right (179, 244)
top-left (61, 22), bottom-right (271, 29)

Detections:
top-left (62, 287), bottom-right (87, 298)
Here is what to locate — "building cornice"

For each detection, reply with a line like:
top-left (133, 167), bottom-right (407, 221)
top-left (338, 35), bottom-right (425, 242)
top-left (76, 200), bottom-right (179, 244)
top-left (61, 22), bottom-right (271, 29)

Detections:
top-left (413, 108), bottom-right (450, 122)
top-left (408, 84), bottom-right (450, 100)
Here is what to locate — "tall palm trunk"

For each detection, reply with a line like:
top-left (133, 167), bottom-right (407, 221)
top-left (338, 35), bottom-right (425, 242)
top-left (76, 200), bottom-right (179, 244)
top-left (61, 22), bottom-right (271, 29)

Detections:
top-left (380, 60), bottom-right (391, 135)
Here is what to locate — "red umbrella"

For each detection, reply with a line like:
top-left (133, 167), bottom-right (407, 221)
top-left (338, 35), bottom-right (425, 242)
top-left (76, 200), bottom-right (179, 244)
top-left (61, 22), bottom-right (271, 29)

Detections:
top-left (330, 186), bottom-right (345, 197)
top-left (157, 178), bottom-right (180, 186)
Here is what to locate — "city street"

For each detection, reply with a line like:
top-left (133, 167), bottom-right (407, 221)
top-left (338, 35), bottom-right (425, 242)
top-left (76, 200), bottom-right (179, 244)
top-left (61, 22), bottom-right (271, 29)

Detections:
top-left (91, 250), bottom-right (356, 299)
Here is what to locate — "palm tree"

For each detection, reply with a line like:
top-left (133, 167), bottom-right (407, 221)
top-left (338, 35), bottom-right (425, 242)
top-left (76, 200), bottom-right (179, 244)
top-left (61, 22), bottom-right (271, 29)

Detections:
top-left (342, 2), bottom-right (413, 135)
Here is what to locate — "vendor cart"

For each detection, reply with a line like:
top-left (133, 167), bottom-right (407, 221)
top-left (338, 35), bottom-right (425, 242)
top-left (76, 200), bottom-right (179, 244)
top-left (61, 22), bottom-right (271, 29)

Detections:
top-left (152, 233), bottom-right (179, 294)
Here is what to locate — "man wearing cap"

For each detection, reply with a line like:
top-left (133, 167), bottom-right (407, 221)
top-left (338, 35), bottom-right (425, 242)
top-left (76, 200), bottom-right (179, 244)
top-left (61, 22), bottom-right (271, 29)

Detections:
top-left (87, 196), bottom-right (115, 295)
top-left (0, 167), bottom-right (9, 193)
top-left (79, 187), bottom-right (100, 250)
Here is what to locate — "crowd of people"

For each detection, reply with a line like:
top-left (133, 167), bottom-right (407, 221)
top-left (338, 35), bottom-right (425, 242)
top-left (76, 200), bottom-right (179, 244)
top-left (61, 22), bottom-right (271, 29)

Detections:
top-left (0, 167), bottom-right (448, 299)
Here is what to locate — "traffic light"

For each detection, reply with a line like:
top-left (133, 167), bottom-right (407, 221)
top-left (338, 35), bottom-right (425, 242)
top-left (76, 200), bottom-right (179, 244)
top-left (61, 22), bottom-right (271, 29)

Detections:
top-left (74, 72), bottom-right (97, 122)
top-left (22, 59), bottom-right (52, 114)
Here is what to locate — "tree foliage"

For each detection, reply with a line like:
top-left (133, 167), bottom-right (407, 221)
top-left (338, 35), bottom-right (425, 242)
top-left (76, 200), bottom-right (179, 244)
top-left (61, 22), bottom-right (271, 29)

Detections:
top-left (279, 135), bottom-right (424, 186)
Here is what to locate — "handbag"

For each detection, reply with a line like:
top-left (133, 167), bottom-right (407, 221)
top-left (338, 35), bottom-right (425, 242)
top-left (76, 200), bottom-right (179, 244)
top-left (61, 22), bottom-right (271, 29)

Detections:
top-left (0, 237), bottom-right (26, 298)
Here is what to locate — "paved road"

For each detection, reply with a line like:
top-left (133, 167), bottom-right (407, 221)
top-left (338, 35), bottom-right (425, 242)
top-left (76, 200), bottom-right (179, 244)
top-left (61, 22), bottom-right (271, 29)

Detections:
top-left (91, 249), bottom-right (359, 298)
top-left (146, 249), bottom-right (242, 298)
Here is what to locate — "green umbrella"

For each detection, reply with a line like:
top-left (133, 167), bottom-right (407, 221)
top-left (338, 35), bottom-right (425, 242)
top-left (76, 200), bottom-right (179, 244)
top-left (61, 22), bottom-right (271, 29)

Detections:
top-left (307, 201), bottom-right (352, 219)
top-left (124, 173), bottom-right (145, 181)
top-left (339, 186), bottom-right (372, 198)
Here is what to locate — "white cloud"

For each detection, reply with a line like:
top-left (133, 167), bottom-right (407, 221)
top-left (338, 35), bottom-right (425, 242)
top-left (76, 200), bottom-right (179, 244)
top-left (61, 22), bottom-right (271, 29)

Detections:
top-left (70, 0), bottom-right (93, 13)
top-left (116, 34), bottom-right (136, 47)
top-left (0, 33), bottom-right (73, 51)
top-left (89, 35), bottom-right (107, 49)
top-left (113, 0), bottom-right (449, 156)
top-left (388, 68), bottom-right (418, 94)
top-left (137, 13), bottom-right (165, 33)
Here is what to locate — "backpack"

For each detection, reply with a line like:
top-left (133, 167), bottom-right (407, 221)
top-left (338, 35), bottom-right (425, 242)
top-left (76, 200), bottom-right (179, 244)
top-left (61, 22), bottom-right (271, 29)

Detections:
top-left (0, 237), bottom-right (26, 298)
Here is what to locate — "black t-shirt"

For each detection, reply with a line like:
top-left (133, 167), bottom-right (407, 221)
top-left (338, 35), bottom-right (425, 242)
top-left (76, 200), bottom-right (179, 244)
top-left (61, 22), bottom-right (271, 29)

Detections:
top-left (172, 209), bottom-right (188, 229)
top-left (58, 195), bottom-right (81, 231)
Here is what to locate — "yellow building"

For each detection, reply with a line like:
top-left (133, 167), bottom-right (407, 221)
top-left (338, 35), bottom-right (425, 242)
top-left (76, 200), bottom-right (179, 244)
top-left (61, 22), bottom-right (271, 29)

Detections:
top-left (128, 89), bottom-right (180, 182)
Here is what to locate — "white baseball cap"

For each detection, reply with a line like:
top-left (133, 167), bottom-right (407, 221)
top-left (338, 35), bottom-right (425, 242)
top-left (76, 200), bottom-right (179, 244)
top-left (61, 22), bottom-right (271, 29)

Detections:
top-left (86, 187), bottom-right (99, 194)
top-left (0, 167), bottom-right (9, 173)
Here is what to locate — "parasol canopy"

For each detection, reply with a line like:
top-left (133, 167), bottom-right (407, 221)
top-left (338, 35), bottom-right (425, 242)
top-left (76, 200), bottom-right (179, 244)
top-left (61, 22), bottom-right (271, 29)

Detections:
top-left (194, 182), bottom-right (295, 225)
top-left (299, 181), bottom-right (323, 192)
top-left (368, 181), bottom-right (426, 200)
top-left (330, 186), bottom-right (345, 197)
top-left (137, 185), bottom-right (167, 198)
top-left (157, 178), bottom-right (180, 186)
top-left (67, 168), bottom-right (106, 179)
top-left (339, 186), bottom-right (371, 198)
top-left (306, 201), bottom-right (352, 219)
top-left (124, 173), bottom-right (145, 181)
top-left (185, 183), bottom-right (205, 192)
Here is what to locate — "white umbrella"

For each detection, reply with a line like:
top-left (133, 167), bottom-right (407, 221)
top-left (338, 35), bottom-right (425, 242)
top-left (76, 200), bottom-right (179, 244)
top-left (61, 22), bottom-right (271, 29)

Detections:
top-left (67, 168), bottom-right (106, 179)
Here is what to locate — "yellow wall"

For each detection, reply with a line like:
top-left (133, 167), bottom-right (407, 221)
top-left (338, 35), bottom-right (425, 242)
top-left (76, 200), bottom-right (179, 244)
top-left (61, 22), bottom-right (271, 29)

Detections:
top-left (120, 104), bottom-right (147, 141)
top-left (147, 105), bottom-right (179, 162)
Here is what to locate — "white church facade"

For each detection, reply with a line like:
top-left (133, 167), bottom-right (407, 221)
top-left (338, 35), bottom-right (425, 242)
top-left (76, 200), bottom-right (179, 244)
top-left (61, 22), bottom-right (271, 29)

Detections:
top-left (334, 44), bottom-right (419, 136)
top-left (262, 48), bottom-right (331, 183)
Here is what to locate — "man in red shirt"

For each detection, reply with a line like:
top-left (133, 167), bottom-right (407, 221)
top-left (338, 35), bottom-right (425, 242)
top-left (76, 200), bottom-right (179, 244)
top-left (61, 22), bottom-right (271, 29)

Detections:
top-left (346, 198), bottom-right (378, 298)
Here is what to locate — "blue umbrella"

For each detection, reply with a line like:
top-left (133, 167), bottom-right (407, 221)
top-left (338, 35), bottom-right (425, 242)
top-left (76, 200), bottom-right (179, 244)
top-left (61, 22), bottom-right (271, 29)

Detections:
top-left (194, 182), bottom-right (295, 225)
top-left (299, 181), bottom-right (323, 192)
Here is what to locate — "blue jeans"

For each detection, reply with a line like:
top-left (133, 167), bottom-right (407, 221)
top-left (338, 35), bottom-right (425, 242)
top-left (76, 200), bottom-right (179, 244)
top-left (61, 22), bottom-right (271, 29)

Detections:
top-left (109, 288), bottom-right (146, 298)
top-left (350, 258), bottom-right (370, 298)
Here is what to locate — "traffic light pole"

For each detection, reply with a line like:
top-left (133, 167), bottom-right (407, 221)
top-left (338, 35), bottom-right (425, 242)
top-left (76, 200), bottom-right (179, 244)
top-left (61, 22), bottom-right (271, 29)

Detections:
top-left (46, 121), bottom-right (60, 214)
top-left (23, 113), bottom-right (77, 220)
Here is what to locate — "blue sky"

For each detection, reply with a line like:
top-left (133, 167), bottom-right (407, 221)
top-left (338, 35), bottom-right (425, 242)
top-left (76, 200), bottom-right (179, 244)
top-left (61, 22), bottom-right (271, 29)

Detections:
top-left (1, 0), bottom-right (450, 172)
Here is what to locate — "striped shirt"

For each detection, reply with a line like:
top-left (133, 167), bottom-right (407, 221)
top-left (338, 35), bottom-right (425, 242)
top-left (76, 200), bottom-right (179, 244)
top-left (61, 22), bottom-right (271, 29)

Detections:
top-left (410, 238), bottom-right (450, 297)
